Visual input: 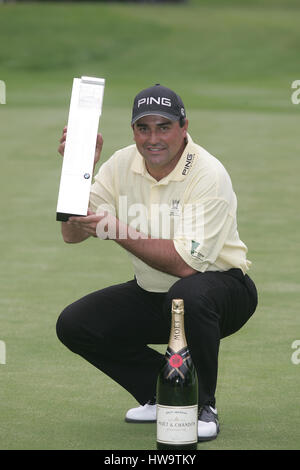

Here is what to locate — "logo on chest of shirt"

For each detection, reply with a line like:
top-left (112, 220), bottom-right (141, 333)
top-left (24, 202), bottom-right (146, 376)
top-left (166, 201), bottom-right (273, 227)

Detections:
top-left (182, 153), bottom-right (195, 176)
top-left (170, 199), bottom-right (181, 217)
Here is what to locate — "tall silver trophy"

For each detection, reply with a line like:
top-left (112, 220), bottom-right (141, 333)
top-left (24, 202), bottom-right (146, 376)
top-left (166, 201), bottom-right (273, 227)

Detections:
top-left (56, 76), bottom-right (105, 221)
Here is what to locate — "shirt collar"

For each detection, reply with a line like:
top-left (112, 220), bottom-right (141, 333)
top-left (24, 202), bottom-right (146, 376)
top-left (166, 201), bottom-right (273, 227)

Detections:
top-left (131, 134), bottom-right (197, 185)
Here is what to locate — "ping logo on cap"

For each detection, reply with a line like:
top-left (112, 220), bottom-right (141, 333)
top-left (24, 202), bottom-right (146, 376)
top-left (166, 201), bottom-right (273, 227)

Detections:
top-left (137, 97), bottom-right (172, 108)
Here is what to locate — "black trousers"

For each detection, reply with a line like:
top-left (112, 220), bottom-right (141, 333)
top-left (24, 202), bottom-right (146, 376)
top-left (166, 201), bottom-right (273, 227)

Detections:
top-left (56, 269), bottom-right (257, 408)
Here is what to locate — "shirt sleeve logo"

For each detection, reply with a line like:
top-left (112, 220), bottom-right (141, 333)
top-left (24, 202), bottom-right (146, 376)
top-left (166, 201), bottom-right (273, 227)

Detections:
top-left (191, 240), bottom-right (205, 260)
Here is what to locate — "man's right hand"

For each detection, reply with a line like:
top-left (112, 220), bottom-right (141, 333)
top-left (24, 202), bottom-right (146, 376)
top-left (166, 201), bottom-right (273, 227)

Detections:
top-left (58, 126), bottom-right (104, 168)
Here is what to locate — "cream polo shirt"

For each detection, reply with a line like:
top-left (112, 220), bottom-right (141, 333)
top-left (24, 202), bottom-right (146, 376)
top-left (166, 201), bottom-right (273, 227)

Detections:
top-left (89, 135), bottom-right (251, 292)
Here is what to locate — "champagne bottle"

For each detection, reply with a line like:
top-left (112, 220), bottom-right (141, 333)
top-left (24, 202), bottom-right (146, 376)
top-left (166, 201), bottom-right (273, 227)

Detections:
top-left (156, 299), bottom-right (198, 450)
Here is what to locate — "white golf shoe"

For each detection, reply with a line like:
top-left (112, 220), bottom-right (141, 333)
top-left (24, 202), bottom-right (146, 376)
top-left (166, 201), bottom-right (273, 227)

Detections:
top-left (125, 399), bottom-right (157, 423)
top-left (125, 401), bottom-right (220, 441)
top-left (197, 405), bottom-right (220, 441)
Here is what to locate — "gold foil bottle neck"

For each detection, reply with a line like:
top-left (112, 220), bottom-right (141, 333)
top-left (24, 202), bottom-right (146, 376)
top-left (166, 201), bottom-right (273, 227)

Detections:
top-left (172, 298), bottom-right (184, 315)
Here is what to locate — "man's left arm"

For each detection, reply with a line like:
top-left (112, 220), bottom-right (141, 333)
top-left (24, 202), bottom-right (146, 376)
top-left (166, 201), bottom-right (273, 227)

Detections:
top-left (67, 211), bottom-right (197, 278)
top-left (115, 234), bottom-right (197, 278)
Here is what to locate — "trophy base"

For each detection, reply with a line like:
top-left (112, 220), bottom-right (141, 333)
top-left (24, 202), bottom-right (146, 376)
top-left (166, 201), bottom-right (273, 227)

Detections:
top-left (56, 212), bottom-right (84, 222)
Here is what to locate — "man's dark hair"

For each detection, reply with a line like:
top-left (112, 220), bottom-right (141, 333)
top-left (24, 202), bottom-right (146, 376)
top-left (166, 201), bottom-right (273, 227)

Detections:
top-left (179, 117), bottom-right (186, 128)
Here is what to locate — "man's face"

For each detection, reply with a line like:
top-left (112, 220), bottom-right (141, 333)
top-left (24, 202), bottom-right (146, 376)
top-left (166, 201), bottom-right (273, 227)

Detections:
top-left (132, 115), bottom-right (188, 180)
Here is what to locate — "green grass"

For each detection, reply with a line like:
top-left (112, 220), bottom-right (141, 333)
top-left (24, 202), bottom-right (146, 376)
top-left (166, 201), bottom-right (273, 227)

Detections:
top-left (0, 0), bottom-right (299, 450)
